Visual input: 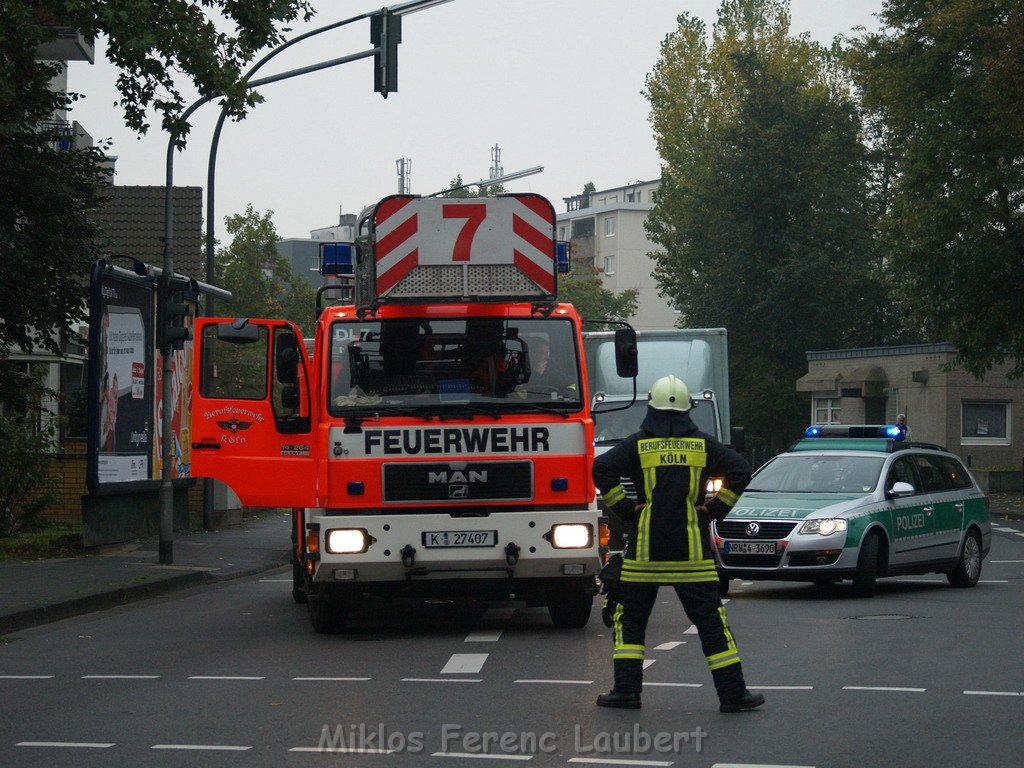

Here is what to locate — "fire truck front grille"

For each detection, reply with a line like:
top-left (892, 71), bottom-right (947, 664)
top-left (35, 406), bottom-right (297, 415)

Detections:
top-left (382, 461), bottom-right (533, 504)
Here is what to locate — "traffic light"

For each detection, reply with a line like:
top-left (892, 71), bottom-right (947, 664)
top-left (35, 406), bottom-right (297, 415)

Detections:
top-left (370, 10), bottom-right (401, 97)
top-left (158, 273), bottom-right (193, 351)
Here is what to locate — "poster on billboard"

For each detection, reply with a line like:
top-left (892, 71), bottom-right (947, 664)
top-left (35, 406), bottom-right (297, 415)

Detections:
top-left (87, 262), bottom-right (195, 493)
top-left (153, 313), bottom-right (194, 481)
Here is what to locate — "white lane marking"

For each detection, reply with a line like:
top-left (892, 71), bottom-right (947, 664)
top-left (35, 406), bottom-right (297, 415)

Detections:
top-left (402, 678), bottom-right (482, 683)
top-left (712, 764), bottom-right (816, 768)
top-left (749, 685), bottom-right (813, 690)
top-left (642, 660), bottom-right (656, 670)
top-left (978, 580), bottom-right (1009, 583)
top-left (683, 625), bottom-right (698, 635)
top-left (644, 682), bottom-right (702, 687)
top-left (843, 686), bottom-right (926, 692)
top-left (289, 747), bottom-right (394, 754)
top-left (569, 758), bottom-right (673, 766)
top-left (1, 675), bottom-right (54, 679)
top-left (466, 630), bottom-right (504, 642)
top-left (82, 675), bottom-right (160, 679)
top-left (188, 676), bottom-right (264, 681)
top-left (442, 654), bottom-right (489, 674)
top-left (993, 526), bottom-right (1016, 532)
top-left (990, 560), bottom-right (1024, 563)
top-left (653, 641), bottom-right (685, 650)
top-left (152, 744), bottom-right (251, 751)
top-left (964, 690), bottom-right (1023, 697)
top-left (1016, 532), bottom-right (1024, 538)
top-left (433, 752), bottom-right (532, 761)
top-left (17, 742), bottom-right (114, 748)
top-left (514, 679), bottom-right (593, 685)
top-left (293, 677), bottom-right (371, 682)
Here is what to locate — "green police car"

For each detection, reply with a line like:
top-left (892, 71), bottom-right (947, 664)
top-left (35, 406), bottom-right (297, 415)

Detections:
top-left (713, 426), bottom-right (992, 597)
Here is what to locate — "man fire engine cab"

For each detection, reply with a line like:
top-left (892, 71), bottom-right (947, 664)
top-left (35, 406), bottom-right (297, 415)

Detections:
top-left (189, 193), bottom-right (637, 632)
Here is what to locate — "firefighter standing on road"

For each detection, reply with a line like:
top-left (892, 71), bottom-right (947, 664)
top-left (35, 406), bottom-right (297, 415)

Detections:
top-left (592, 375), bottom-right (765, 713)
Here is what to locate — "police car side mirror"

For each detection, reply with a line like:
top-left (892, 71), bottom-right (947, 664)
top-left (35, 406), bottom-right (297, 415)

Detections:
top-left (887, 481), bottom-right (915, 498)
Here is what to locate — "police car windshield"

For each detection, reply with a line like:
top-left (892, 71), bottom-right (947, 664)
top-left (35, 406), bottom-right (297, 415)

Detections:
top-left (748, 454), bottom-right (885, 494)
top-left (593, 400), bottom-right (717, 444)
top-left (327, 317), bottom-right (582, 416)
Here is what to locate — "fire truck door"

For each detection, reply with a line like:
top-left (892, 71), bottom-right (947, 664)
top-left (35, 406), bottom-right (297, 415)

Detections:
top-left (190, 318), bottom-right (318, 507)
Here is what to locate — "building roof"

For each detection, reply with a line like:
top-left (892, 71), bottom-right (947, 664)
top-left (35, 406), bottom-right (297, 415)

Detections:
top-left (806, 342), bottom-right (957, 361)
top-left (93, 186), bottom-right (204, 277)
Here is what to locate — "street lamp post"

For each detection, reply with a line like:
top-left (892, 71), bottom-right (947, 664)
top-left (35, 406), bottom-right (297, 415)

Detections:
top-left (160, 0), bottom-right (457, 560)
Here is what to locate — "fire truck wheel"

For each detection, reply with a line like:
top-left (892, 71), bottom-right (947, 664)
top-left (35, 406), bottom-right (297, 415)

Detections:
top-left (546, 581), bottom-right (594, 628)
top-left (291, 557), bottom-right (308, 604)
top-left (307, 584), bottom-right (349, 634)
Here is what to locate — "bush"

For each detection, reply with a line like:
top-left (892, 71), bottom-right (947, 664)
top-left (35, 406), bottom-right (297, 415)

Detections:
top-left (0, 413), bottom-right (57, 538)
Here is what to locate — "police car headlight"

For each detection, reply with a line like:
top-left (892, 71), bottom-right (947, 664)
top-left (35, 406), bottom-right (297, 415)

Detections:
top-left (549, 524), bottom-right (593, 549)
top-left (799, 518), bottom-right (847, 536)
top-left (326, 528), bottom-right (370, 554)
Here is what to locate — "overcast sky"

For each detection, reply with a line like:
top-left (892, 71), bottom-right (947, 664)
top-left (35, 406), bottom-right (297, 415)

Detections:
top-left (66, 0), bottom-right (885, 243)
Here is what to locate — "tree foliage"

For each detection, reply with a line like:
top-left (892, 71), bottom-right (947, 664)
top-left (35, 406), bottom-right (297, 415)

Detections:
top-left (559, 252), bottom-right (639, 324)
top-left (441, 174), bottom-right (506, 198)
top-left (216, 205), bottom-right (316, 334)
top-left (849, 0), bottom-right (1024, 378)
top-left (644, 0), bottom-right (900, 448)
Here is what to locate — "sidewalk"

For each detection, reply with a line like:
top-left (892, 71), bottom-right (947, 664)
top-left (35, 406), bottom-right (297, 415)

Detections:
top-left (989, 491), bottom-right (1024, 521)
top-left (0, 510), bottom-right (292, 635)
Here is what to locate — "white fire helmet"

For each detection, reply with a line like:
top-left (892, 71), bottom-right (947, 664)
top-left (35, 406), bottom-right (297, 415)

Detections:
top-left (648, 375), bottom-right (693, 412)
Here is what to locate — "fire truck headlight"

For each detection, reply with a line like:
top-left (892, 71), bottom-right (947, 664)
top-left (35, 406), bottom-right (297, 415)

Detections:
top-left (706, 477), bottom-right (724, 495)
top-left (550, 524), bottom-right (592, 549)
top-left (326, 528), bottom-right (370, 554)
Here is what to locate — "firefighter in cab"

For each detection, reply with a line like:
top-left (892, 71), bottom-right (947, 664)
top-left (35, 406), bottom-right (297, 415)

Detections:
top-left (592, 374), bottom-right (765, 713)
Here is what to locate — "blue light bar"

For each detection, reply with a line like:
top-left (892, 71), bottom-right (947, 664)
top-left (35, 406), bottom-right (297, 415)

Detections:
top-left (320, 242), bottom-right (356, 276)
top-left (556, 241), bottom-right (571, 274)
top-left (804, 424), bottom-right (905, 441)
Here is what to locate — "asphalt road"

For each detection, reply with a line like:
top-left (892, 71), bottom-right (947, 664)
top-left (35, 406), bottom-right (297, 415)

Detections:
top-left (3, 523), bottom-right (1024, 768)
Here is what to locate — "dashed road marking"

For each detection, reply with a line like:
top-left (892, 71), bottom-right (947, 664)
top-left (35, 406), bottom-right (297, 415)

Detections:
top-left (990, 560), bottom-right (1024, 563)
top-left (978, 580), bottom-right (1009, 583)
top-left (465, 630), bottom-right (504, 642)
top-left (711, 764), bottom-right (816, 768)
top-left (293, 677), bottom-right (371, 682)
top-left (749, 685), bottom-right (813, 690)
top-left (152, 744), bottom-right (251, 751)
top-left (16, 742), bottom-right (114, 749)
top-left (683, 625), bottom-right (698, 635)
top-left (514, 679), bottom-right (593, 685)
top-left (442, 654), bottom-right (489, 674)
top-left (993, 526), bottom-right (1017, 532)
top-left (964, 690), bottom-right (1023, 697)
top-left (402, 678), bottom-right (482, 683)
top-left (188, 675), bottom-right (264, 681)
top-left (569, 758), bottom-right (673, 766)
top-left (1015, 532), bottom-right (1024, 538)
top-left (644, 682), bottom-right (702, 687)
top-left (290, 746), bottom-right (395, 754)
top-left (843, 686), bottom-right (926, 692)
top-left (0, 675), bottom-right (54, 679)
top-left (642, 660), bottom-right (656, 669)
top-left (82, 675), bottom-right (160, 679)
top-left (653, 641), bottom-right (685, 650)
top-left (432, 751), bottom-right (532, 761)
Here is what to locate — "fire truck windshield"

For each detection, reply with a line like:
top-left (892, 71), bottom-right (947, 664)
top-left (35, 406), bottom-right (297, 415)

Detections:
top-left (327, 317), bottom-right (583, 415)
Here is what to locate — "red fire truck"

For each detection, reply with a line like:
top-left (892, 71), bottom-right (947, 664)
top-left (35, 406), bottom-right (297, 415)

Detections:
top-left (190, 193), bottom-right (636, 632)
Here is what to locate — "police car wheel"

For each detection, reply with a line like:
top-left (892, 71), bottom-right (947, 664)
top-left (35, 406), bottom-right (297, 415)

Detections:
top-left (947, 529), bottom-right (983, 588)
top-left (852, 532), bottom-right (881, 598)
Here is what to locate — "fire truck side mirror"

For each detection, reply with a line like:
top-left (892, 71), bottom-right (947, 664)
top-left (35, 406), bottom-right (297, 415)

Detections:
top-left (614, 328), bottom-right (639, 379)
top-left (276, 335), bottom-right (301, 385)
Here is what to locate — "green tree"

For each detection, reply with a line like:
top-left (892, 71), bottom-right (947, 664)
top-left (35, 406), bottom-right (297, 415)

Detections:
top-left (559, 245), bottom-right (639, 323)
top-left (849, 0), bottom-right (1024, 378)
top-left (441, 174), bottom-right (506, 197)
top-left (1, 1), bottom-right (313, 401)
top-left (216, 205), bottom-right (315, 334)
top-left (644, 0), bottom-right (898, 449)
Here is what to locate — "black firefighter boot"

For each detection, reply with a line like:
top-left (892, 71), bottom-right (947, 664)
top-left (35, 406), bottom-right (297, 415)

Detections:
top-left (597, 659), bottom-right (642, 709)
top-left (713, 662), bottom-right (765, 713)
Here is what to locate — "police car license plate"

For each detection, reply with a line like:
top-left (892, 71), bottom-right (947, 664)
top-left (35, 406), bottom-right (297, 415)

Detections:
top-left (423, 530), bottom-right (498, 548)
top-left (724, 541), bottom-right (776, 555)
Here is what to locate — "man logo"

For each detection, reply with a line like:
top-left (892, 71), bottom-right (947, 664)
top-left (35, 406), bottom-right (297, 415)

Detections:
top-left (428, 469), bottom-right (488, 501)
top-left (745, 522), bottom-right (761, 537)
top-left (450, 485), bottom-right (469, 499)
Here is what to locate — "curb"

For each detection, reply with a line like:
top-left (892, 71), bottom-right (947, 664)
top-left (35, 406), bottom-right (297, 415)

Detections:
top-left (0, 552), bottom-right (289, 636)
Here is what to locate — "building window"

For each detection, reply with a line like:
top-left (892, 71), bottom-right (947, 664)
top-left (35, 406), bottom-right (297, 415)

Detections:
top-left (813, 397), bottom-right (841, 424)
top-left (603, 255), bottom-right (616, 275)
top-left (571, 217), bottom-right (595, 239)
top-left (961, 401), bottom-right (1010, 445)
top-left (604, 217), bottom-right (616, 237)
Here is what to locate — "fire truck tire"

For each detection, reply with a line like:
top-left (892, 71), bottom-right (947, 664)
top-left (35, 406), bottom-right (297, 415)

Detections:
top-left (545, 581), bottom-right (594, 628)
top-left (308, 584), bottom-right (349, 634)
top-left (291, 557), bottom-right (308, 604)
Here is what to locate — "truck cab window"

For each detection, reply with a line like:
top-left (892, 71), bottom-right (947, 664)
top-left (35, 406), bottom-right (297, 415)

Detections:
top-left (200, 324), bottom-right (268, 400)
